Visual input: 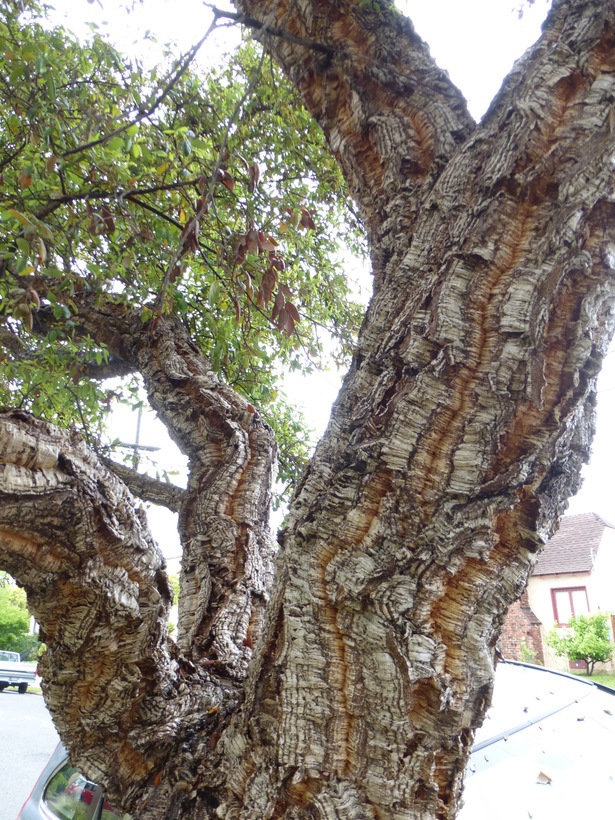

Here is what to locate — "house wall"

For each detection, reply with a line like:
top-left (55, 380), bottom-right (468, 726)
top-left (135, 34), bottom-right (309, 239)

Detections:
top-left (528, 572), bottom-right (590, 630)
top-left (590, 527), bottom-right (615, 617)
top-left (499, 592), bottom-right (544, 665)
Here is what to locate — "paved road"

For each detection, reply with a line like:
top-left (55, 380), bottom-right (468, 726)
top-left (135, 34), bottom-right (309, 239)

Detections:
top-left (0, 690), bottom-right (59, 820)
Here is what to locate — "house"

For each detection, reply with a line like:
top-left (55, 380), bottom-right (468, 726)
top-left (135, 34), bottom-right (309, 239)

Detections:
top-left (500, 512), bottom-right (615, 672)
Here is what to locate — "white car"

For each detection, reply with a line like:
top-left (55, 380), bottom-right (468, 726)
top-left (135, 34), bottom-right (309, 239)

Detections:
top-left (460, 661), bottom-right (615, 819)
top-left (18, 661), bottom-right (615, 820)
top-left (0, 648), bottom-right (38, 694)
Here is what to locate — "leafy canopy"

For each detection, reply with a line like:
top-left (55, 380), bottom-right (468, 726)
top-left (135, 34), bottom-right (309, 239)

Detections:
top-left (0, 0), bottom-right (366, 494)
top-left (546, 612), bottom-right (614, 676)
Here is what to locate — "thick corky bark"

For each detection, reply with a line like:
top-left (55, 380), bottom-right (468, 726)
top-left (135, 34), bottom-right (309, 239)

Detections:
top-left (0, 412), bottom-right (233, 814)
top-left (219, 0), bottom-right (615, 816)
top-left (238, 0), bottom-right (475, 286)
top-left (65, 295), bottom-right (278, 679)
top-left (0, 297), bottom-right (278, 815)
top-left (2, 0), bottom-right (615, 818)
top-left (101, 457), bottom-right (186, 512)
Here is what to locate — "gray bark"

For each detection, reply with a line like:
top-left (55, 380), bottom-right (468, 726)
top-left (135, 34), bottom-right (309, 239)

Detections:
top-left (0, 411), bottom-right (232, 812)
top-left (101, 457), bottom-right (186, 512)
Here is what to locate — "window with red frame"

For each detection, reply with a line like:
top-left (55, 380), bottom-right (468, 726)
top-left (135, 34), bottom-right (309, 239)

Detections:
top-left (551, 587), bottom-right (589, 627)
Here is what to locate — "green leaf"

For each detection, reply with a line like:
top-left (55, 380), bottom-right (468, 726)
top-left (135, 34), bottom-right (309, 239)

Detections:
top-left (6, 209), bottom-right (35, 228)
top-left (0, 20), bottom-right (364, 500)
top-left (45, 71), bottom-right (56, 100)
top-left (107, 136), bottom-right (124, 152)
top-left (208, 280), bottom-right (221, 305)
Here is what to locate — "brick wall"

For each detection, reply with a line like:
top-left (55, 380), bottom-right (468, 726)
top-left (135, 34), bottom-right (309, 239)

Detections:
top-left (500, 591), bottom-right (544, 665)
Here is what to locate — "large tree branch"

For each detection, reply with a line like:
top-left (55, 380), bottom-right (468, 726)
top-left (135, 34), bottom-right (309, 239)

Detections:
top-left (68, 293), bottom-right (278, 681)
top-left (217, 1), bottom-right (615, 816)
top-left (102, 457), bottom-right (186, 511)
top-left (232, 0), bottom-right (476, 282)
top-left (0, 411), bottom-right (234, 816)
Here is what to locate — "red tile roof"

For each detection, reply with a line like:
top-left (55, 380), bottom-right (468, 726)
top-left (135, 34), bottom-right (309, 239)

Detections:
top-left (532, 513), bottom-right (614, 576)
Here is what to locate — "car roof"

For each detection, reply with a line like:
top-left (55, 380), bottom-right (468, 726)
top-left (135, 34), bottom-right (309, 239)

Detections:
top-left (459, 661), bottom-right (615, 819)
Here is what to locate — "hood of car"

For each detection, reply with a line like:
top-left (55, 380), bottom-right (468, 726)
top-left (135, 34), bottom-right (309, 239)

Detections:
top-left (459, 661), bottom-right (615, 819)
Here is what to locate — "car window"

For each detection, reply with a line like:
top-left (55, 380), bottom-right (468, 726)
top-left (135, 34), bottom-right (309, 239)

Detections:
top-left (43, 764), bottom-right (98, 820)
top-left (43, 762), bottom-right (131, 820)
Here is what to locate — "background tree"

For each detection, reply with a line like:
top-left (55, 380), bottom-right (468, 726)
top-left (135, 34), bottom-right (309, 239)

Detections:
top-left (0, 0), bottom-right (364, 496)
top-left (546, 613), bottom-right (614, 675)
top-left (2, 0), bottom-right (615, 818)
top-left (0, 575), bottom-right (39, 659)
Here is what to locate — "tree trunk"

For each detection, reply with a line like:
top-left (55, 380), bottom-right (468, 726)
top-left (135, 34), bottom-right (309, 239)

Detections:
top-left (2, 0), bottom-right (615, 817)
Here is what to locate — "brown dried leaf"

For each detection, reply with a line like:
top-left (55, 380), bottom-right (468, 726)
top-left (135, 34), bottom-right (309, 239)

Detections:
top-left (29, 289), bottom-right (41, 312)
top-left (245, 273), bottom-right (253, 302)
top-left (258, 233), bottom-right (277, 252)
top-left (286, 301), bottom-right (301, 323)
top-left (101, 204), bottom-right (115, 234)
top-left (18, 170), bottom-right (32, 188)
top-left (249, 161), bottom-right (260, 193)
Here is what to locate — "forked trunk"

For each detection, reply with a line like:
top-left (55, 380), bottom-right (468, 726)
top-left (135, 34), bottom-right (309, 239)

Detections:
top-left (2, 0), bottom-right (615, 817)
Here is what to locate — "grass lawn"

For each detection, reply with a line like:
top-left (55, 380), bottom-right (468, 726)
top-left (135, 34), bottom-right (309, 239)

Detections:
top-left (571, 671), bottom-right (615, 689)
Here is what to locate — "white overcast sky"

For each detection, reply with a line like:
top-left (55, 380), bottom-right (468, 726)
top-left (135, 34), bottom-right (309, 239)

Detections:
top-left (46, 0), bottom-right (615, 566)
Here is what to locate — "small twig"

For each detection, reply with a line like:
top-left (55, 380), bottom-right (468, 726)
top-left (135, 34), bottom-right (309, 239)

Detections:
top-left (66, 387), bottom-right (93, 449)
top-left (59, 21), bottom-right (218, 159)
top-left (0, 140), bottom-right (26, 172)
top-left (34, 177), bottom-right (205, 221)
top-left (123, 194), bottom-right (183, 230)
top-left (155, 24), bottom-right (271, 313)
top-left (0, 140), bottom-right (26, 171)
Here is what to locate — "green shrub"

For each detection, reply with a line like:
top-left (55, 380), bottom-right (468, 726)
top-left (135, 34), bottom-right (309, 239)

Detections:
top-left (518, 637), bottom-right (541, 665)
top-left (546, 612), bottom-right (614, 676)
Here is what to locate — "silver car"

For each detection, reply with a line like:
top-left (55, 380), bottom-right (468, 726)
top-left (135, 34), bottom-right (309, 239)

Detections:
top-left (18, 742), bottom-right (130, 820)
top-left (18, 661), bottom-right (615, 820)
